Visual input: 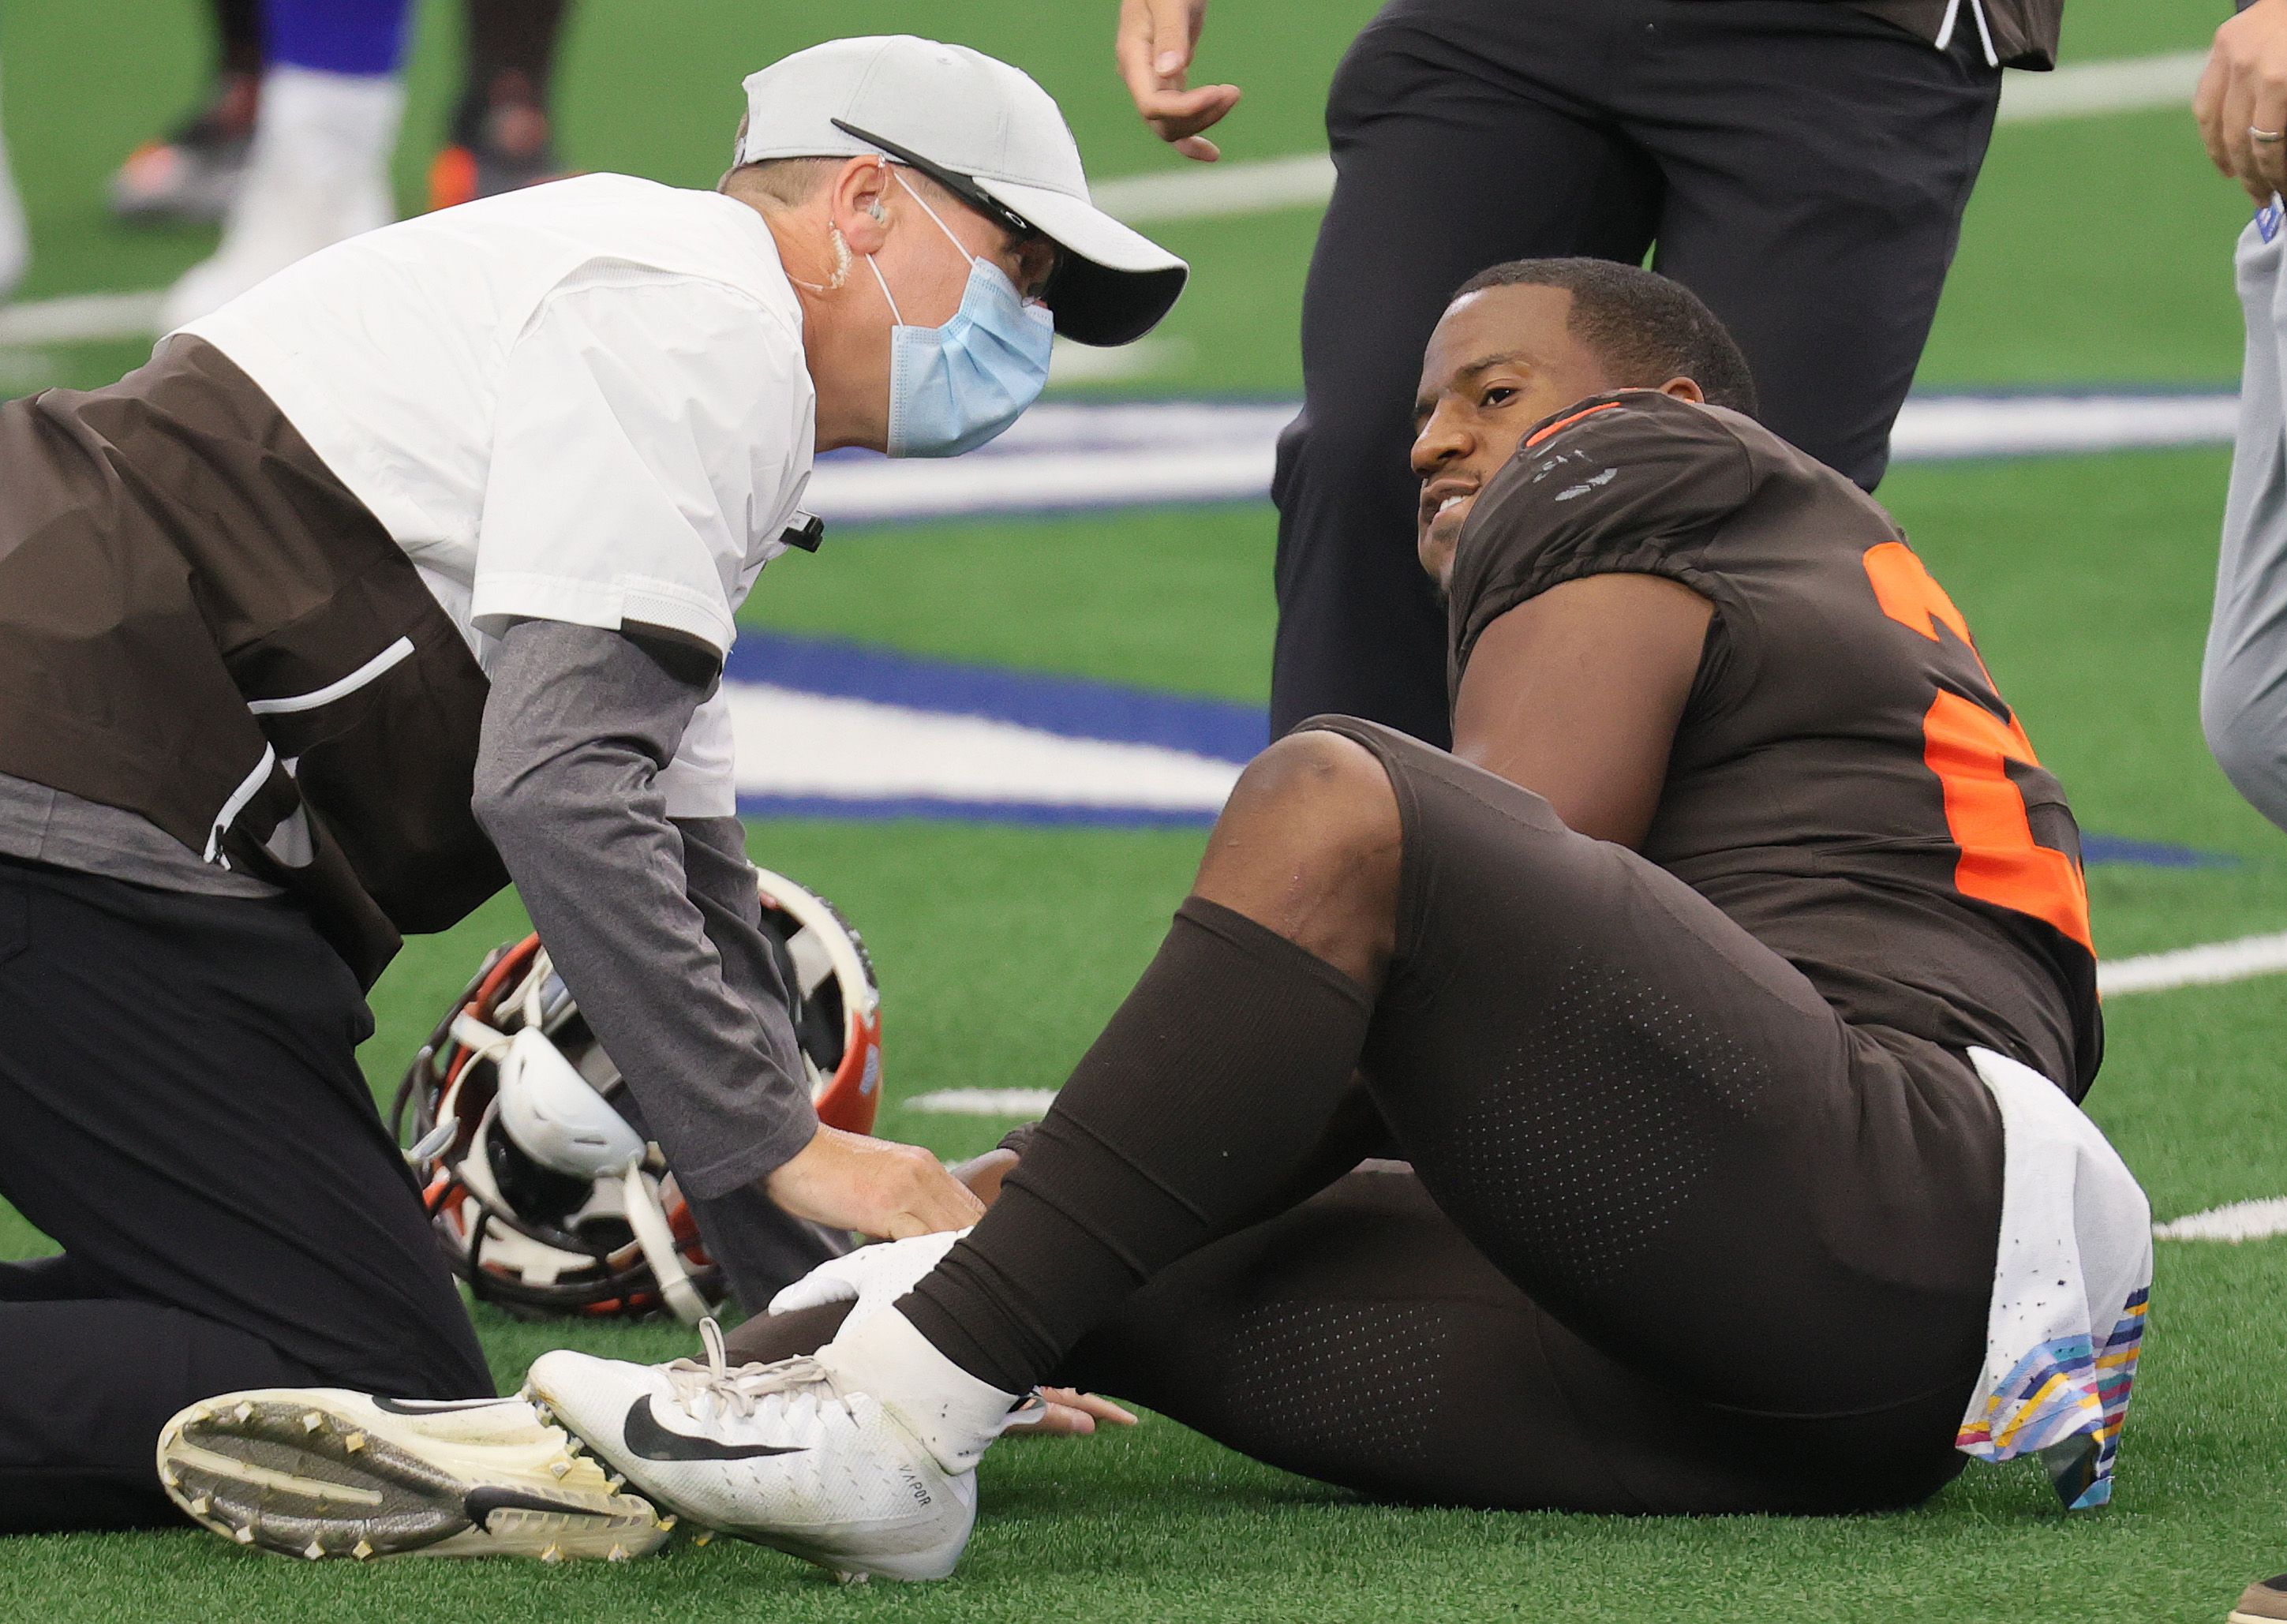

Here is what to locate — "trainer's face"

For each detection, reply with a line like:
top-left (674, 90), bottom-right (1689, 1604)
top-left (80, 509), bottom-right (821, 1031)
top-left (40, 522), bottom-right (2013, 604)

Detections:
top-left (1410, 285), bottom-right (1617, 589)
top-left (849, 164), bottom-right (1060, 331)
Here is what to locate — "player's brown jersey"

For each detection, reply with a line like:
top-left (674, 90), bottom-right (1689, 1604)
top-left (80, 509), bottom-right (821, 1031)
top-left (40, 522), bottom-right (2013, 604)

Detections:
top-left (1446, 390), bottom-right (2101, 1098)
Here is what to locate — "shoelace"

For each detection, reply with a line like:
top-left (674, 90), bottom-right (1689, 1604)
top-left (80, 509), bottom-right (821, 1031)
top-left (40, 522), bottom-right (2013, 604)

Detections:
top-left (661, 1316), bottom-right (845, 1423)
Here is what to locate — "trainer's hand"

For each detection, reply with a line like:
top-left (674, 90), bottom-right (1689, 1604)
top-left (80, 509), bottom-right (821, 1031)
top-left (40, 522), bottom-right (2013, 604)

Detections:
top-left (2199, 0), bottom-right (2287, 203)
top-left (765, 1125), bottom-right (985, 1240)
top-left (1117, 0), bottom-right (1241, 161)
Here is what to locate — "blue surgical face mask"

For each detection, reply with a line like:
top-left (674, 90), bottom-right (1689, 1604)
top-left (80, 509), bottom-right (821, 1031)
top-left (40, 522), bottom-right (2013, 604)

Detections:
top-left (868, 173), bottom-right (1054, 458)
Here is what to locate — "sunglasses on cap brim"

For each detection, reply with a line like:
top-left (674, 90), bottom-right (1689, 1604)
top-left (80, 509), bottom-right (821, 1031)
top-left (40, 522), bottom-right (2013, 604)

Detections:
top-left (831, 118), bottom-right (1068, 305)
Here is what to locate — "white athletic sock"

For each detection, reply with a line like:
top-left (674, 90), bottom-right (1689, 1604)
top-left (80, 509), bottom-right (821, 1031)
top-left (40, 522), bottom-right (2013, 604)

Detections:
top-left (818, 1305), bottom-right (1020, 1476)
top-left (162, 65), bottom-right (404, 327)
top-left (0, 69), bottom-right (28, 301)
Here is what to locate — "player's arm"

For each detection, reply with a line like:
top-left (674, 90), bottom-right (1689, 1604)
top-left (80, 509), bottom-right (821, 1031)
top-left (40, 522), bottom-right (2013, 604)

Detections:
top-left (1448, 573), bottom-right (1714, 850)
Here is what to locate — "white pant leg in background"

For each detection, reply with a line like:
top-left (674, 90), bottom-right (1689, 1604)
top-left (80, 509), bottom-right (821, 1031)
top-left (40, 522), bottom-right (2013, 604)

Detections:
top-left (2204, 204), bottom-right (2287, 833)
top-left (0, 68), bottom-right (27, 301)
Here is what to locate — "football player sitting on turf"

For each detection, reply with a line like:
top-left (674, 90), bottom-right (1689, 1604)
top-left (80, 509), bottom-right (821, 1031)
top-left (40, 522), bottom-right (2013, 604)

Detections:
top-left (165, 260), bottom-right (2149, 1579)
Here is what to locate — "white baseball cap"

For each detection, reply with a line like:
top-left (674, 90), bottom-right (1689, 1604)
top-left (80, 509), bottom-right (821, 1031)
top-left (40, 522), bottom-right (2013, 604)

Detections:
top-left (737, 36), bottom-right (1188, 347)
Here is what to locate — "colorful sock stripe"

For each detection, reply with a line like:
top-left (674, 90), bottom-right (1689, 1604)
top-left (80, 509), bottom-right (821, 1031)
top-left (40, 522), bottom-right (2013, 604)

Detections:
top-left (1956, 1285), bottom-right (2147, 1510)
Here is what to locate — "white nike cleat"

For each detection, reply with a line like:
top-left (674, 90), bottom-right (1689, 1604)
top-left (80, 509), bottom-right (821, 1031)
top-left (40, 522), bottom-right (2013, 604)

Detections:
top-left (528, 1315), bottom-right (1001, 1581)
top-left (156, 1389), bottom-right (670, 1562)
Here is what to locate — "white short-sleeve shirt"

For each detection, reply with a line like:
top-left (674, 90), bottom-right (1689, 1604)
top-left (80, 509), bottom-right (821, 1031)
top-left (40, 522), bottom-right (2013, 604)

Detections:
top-left (180, 174), bottom-right (815, 818)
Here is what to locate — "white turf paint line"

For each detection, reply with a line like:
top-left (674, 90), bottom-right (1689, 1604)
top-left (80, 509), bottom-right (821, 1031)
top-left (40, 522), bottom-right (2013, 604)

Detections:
top-left (0, 47), bottom-right (2214, 354)
top-left (1090, 50), bottom-right (2208, 226)
top-left (2154, 1199), bottom-right (2287, 1244)
top-left (2097, 930), bottom-right (2287, 997)
top-left (904, 1088), bottom-right (1062, 1117)
top-left (889, 926), bottom-right (2287, 1124)
top-left (0, 288), bottom-right (163, 346)
top-left (725, 683), bottom-right (1242, 811)
top-left (804, 393), bottom-right (2236, 526)
top-left (1992, 48), bottom-right (2207, 125)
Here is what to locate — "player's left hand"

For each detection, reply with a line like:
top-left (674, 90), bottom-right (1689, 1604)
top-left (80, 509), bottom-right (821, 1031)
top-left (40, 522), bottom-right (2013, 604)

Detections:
top-left (1116, 0), bottom-right (1241, 162)
top-left (1005, 1387), bottom-right (1142, 1437)
top-left (2198, 0), bottom-right (2287, 203)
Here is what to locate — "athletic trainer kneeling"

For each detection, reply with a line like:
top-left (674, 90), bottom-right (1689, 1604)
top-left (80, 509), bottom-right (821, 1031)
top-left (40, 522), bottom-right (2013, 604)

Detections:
top-left (0, 35), bottom-right (1184, 1533)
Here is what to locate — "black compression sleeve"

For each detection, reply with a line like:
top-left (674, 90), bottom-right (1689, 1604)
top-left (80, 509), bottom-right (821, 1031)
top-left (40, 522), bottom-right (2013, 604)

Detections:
top-left (899, 896), bottom-right (1372, 1393)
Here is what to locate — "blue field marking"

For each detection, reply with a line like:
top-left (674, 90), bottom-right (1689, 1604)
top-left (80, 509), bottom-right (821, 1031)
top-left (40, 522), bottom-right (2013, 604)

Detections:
top-left (727, 629), bottom-right (2237, 864)
top-left (2079, 835), bottom-right (2238, 869)
top-left (734, 794), bottom-right (1224, 829)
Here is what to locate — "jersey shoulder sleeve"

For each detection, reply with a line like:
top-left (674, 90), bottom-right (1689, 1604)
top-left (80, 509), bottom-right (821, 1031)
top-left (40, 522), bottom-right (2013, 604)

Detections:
top-left (1447, 391), bottom-right (1755, 671)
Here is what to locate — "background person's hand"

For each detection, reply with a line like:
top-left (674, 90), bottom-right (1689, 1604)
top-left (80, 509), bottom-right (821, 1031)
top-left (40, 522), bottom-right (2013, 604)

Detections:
top-left (2198, 0), bottom-right (2287, 203)
top-left (1116, 0), bottom-right (1241, 161)
top-left (765, 1124), bottom-right (986, 1240)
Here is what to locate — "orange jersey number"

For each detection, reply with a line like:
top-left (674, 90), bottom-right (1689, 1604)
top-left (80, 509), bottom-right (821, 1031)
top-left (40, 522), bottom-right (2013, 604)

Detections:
top-left (1862, 542), bottom-right (2093, 953)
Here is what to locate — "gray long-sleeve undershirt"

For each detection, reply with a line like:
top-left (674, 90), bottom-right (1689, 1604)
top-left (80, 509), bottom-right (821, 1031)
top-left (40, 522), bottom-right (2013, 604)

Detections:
top-left (473, 619), bottom-right (819, 1200)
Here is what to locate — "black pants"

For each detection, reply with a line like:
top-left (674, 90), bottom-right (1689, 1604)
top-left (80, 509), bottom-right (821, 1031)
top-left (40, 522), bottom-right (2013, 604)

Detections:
top-left (743, 721), bottom-right (2008, 1512)
top-left (0, 857), bottom-right (492, 1531)
top-left (1271, 0), bottom-right (2003, 746)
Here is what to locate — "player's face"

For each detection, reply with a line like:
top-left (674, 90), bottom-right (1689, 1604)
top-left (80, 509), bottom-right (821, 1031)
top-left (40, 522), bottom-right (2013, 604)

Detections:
top-left (1411, 285), bottom-right (1616, 589)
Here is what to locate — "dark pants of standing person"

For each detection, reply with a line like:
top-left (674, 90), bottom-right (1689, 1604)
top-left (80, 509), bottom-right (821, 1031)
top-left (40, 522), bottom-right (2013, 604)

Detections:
top-left (1271, 0), bottom-right (2003, 747)
top-left (0, 856), bottom-right (495, 1530)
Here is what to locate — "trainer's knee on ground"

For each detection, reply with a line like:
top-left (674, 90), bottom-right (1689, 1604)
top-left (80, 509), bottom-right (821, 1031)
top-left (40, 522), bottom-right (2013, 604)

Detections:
top-left (2203, 665), bottom-right (2287, 833)
top-left (1194, 730), bottom-right (1402, 984)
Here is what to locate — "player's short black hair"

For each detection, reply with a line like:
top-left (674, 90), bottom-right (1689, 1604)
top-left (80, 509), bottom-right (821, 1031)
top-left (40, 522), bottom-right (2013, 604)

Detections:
top-left (1451, 259), bottom-right (1759, 418)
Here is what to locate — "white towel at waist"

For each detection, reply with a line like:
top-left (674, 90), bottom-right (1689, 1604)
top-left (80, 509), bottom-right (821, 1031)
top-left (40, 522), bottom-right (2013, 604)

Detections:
top-left (1954, 1047), bottom-right (2151, 1510)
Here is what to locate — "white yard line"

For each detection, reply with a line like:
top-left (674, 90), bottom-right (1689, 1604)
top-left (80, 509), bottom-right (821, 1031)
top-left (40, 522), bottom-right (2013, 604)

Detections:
top-left (2154, 1197), bottom-right (2287, 1243)
top-left (903, 1089), bottom-right (1061, 1117)
top-left (1093, 50), bottom-right (2208, 225)
top-left (1993, 48), bottom-right (2207, 125)
top-left (2098, 930), bottom-right (2287, 997)
top-left (0, 288), bottom-right (164, 346)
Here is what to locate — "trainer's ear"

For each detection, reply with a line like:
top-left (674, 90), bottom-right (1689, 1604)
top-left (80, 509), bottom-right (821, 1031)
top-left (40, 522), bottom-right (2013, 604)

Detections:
top-left (1659, 376), bottom-right (1706, 405)
top-left (833, 155), bottom-right (896, 257)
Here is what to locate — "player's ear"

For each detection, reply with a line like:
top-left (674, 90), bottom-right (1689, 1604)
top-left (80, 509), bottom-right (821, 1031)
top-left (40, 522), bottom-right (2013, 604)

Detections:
top-left (1659, 376), bottom-right (1706, 405)
top-left (834, 156), bottom-right (895, 256)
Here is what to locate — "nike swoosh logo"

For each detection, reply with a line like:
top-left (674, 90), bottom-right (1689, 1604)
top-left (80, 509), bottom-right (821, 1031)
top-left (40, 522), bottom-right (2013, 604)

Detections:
top-left (620, 1397), bottom-right (807, 1462)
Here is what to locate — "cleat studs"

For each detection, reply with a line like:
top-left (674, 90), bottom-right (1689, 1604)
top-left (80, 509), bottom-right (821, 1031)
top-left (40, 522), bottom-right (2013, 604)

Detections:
top-left (605, 1473), bottom-right (625, 1492)
top-left (548, 1459), bottom-right (570, 1480)
top-left (343, 1431), bottom-right (366, 1453)
top-left (159, 1467), bottom-right (178, 1489)
top-left (691, 1529), bottom-right (713, 1547)
top-left (187, 1495), bottom-right (210, 1517)
top-left (231, 1401), bottom-right (254, 1424)
top-left (233, 1525), bottom-right (255, 1544)
top-left (303, 1539), bottom-right (326, 1560)
top-left (302, 1412), bottom-right (324, 1433)
top-left (561, 1437), bottom-right (582, 1456)
top-left (657, 1515), bottom-right (676, 1532)
top-left (352, 1539), bottom-right (374, 1561)
top-left (608, 1544), bottom-right (631, 1562)
top-left (540, 1544), bottom-right (564, 1565)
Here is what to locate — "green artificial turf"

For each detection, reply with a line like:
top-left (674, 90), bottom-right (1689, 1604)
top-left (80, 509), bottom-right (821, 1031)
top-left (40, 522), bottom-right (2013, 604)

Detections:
top-left (2, 1), bottom-right (2285, 1618)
